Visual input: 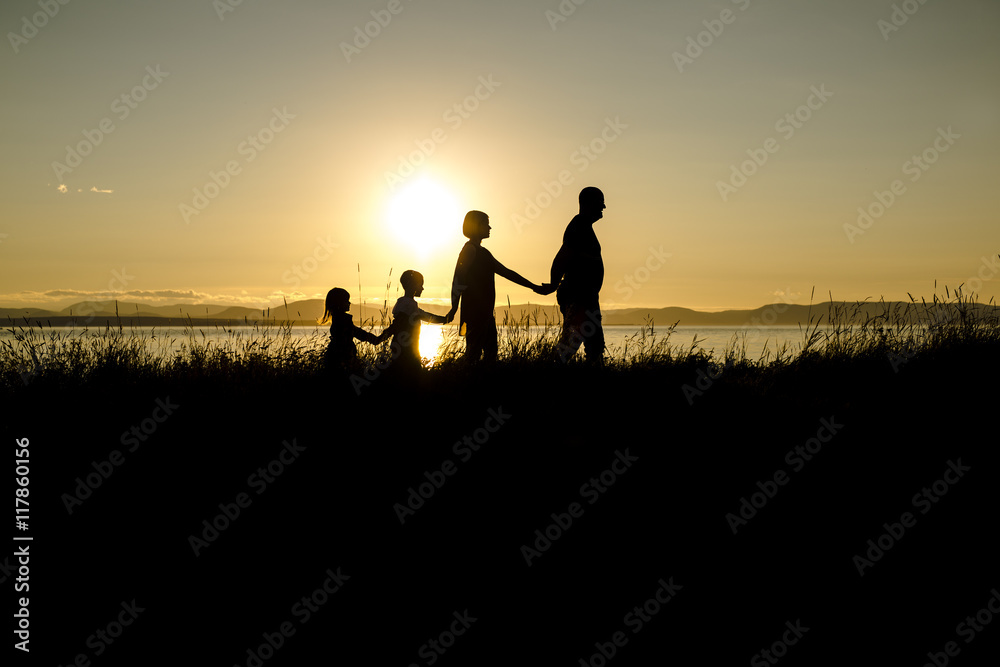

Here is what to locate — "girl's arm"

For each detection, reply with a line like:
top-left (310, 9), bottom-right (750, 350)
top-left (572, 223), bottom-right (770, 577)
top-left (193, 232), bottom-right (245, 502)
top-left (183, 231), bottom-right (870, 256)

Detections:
top-left (352, 325), bottom-right (383, 345)
top-left (449, 245), bottom-right (475, 319)
top-left (494, 259), bottom-right (540, 291)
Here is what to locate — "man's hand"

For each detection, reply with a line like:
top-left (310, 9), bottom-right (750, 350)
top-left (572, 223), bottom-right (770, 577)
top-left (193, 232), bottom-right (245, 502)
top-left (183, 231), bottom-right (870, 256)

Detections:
top-left (533, 282), bottom-right (557, 296)
top-left (444, 307), bottom-right (457, 324)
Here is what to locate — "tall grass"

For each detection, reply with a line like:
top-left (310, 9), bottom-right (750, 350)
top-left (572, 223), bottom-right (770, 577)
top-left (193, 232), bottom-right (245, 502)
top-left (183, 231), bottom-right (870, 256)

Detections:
top-left (3, 290), bottom-right (997, 393)
top-left (1, 316), bottom-right (326, 390)
top-left (793, 288), bottom-right (998, 363)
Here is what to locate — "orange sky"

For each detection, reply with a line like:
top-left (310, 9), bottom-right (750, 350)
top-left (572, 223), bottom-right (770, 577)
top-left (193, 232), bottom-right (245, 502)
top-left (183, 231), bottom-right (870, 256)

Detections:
top-left (1, 0), bottom-right (998, 312)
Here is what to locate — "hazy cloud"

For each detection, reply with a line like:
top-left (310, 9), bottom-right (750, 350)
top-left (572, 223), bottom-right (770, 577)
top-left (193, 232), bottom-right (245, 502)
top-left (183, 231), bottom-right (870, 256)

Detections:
top-left (53, 184), bottom-right (114, 194)
top-left (0, 288), bottom-right (307, 309)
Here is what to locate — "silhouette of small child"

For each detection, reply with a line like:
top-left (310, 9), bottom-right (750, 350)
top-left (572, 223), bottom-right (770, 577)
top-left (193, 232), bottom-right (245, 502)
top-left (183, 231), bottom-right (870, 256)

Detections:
top-left (386, 270), bottom-right (447, 369)
top-left (321, 287), bottom-right (388, 373)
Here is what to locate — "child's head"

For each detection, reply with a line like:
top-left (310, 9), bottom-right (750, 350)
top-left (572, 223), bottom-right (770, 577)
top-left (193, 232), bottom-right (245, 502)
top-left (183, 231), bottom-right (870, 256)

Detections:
top-left (463, 210), bottom-right (490, 240)
top-left (400, 270), bottom-right (424, 297)
top-left (322, 287), bottom-right (351, 322)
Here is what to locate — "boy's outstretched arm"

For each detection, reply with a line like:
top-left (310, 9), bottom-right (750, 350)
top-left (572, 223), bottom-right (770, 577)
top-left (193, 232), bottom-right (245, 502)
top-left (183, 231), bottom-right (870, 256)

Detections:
top-left (417, 308), bottom-right (448, 325)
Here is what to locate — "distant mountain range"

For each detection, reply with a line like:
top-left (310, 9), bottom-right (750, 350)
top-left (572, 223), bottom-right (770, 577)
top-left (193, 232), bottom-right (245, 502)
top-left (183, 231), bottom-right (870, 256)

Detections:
top-left (2, 299), bottom-right (995, 328)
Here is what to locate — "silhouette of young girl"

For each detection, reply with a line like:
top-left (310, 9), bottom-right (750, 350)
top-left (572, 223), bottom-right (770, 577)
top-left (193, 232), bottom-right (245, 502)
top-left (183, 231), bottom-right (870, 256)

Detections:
top-left (446, 211), bottom-right (553, 362)
top-left (321, 287), bottom-right (388, 373)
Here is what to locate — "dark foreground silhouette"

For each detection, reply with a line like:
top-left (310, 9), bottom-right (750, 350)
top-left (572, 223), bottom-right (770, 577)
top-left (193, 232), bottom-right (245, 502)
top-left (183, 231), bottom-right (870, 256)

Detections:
top-left (8, 341), bottom-right (1000, 664)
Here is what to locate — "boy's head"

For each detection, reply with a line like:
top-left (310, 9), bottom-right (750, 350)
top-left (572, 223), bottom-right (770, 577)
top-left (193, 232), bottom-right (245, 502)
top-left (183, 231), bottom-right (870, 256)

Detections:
top-left (400, 270), bottom-right (424, 296)
top-left (325, 287), bottom-right (351, 313)
top-left (463, 210), bottom-right (491, 240)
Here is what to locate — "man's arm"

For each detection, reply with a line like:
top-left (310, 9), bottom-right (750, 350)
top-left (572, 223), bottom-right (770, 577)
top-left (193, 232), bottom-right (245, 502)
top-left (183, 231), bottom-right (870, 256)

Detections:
top-left (549, 243), bottom-right (569, 287)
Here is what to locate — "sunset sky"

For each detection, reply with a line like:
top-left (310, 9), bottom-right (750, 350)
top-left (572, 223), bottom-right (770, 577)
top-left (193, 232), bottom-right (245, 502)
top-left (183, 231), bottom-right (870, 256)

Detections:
top-left (2, 0), bottom-right (998, 312)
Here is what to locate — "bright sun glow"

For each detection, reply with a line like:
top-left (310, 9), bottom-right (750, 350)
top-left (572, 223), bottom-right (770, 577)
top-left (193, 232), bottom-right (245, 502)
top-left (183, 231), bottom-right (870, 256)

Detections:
top-left (419, 323), bottom-right (444, 367)
top-left (385, 178), bottom-right (461, 257)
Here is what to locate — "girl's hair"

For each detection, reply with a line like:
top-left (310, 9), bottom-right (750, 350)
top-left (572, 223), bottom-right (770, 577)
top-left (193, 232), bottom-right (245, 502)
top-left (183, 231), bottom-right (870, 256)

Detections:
top-left (321, 287), bottom-right (350, 324)
top-left (463, 210), bottom-right (488, 239)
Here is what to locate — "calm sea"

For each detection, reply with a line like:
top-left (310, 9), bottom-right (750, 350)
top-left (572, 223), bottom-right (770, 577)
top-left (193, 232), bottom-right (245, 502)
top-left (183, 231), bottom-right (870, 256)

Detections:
top-left (2, 324), bottom-right (822, 364)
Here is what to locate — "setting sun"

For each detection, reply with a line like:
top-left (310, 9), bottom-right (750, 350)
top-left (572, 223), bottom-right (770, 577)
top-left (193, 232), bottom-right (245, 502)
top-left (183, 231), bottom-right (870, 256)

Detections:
top-left (385, 178), bottom-right (461, 257)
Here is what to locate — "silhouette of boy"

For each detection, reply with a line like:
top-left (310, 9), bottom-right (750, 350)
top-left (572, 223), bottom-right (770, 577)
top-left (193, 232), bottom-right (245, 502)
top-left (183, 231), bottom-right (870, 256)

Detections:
top-left (387, 270), bottom-right (448, 368)
top-left (322, 287), bottom-right (389, 373)
top-left (549, 187), bottom-right (606, 363)
top-left (447, 210), bottom-right (554, 362)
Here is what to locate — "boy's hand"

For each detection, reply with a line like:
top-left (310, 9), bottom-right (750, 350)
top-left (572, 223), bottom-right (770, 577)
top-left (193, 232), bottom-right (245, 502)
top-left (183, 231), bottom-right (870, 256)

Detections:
top-left (534, 282), bottom-right (557, 296)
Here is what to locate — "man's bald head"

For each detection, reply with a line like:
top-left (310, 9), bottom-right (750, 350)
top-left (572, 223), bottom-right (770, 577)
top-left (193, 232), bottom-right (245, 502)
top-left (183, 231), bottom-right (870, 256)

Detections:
top-left (579, 187), bottom-right (606, 220)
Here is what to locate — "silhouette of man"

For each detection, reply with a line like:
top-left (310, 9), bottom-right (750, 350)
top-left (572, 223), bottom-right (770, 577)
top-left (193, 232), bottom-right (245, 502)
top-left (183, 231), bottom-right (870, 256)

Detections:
top-left (549, 187), bottom-right (606, 363)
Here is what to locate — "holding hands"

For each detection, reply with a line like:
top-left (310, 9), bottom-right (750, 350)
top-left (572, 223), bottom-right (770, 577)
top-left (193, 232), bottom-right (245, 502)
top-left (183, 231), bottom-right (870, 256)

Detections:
top-left (532, 282), bottom-right (558, 296)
